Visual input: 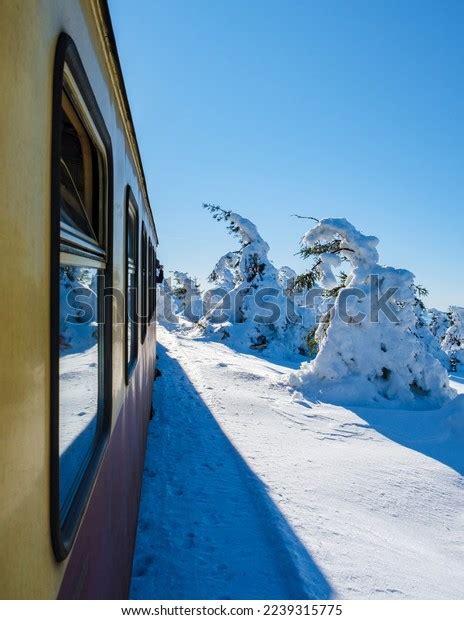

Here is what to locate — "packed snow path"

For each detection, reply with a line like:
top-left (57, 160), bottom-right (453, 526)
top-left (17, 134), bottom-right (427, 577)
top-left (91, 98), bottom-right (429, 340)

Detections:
top-left (130, 326), bottom-right (464, 599)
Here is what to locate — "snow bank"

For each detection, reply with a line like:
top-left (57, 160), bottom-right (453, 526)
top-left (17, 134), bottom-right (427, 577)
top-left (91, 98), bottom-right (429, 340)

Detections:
top-left (290, 218), bottom-right (455, 409)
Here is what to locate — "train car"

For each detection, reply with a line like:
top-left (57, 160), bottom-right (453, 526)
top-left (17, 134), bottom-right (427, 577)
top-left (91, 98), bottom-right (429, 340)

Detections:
top-left (0, 0), bottom-right (159, 599)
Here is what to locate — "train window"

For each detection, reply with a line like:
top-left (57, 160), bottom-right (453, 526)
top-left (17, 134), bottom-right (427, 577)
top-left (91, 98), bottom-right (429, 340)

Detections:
top-left (148, 240), bottom-right (154, 320)
top-left (151, 246), bottom-right (156, 318)
top-left (126, 193), bottom-right (138, 379)
top-left (151, 243), bottom-right (156, 319)
top-left (58, 85), bottom-right (107, 522)
top-left (60, 93), bottom-right (99, 242)
top-left (51, 36), bottom-right (112, 560)
top-left (141, 224), bottom-right (148, 342)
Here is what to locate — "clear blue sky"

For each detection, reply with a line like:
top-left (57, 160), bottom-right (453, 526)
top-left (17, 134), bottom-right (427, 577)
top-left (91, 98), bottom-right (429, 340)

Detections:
top-left (109, 0), bottom-right (463, 309)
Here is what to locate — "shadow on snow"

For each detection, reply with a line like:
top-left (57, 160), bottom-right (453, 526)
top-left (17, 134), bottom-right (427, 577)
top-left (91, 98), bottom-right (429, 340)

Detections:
top-left (130, 343), bottom-right (332, 600)
top-left (348, 402), bottom-right (464, 476)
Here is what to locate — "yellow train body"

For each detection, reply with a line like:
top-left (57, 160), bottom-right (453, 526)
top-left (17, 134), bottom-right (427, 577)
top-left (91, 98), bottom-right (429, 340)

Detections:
top-left (0, 0), bottom-right (158, 599)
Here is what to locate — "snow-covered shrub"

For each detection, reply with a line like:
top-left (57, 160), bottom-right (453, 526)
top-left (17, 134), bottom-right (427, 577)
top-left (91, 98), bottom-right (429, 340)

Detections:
top-left (414, 306), bottom-right (464, 372)
top-left (198, 205), bottom-right (316, 357)
top-left (442, 306), bottom-right (464, 371)
top-left (289, 218), bottom-right (455, 408)
top-left (413, 304), bottom-right (451, 368)
top-left (278, 266), bottom-right (297, 293)
top-left (171, 271), bottom-right (202, 318)
top-left (429, 308), bottom-right (451, 343)
top-left (157, 271), bottom-right (202, 324)
top-left (156, 276), bottom-right (173, 321)
top-left (208, 252), bottom-right (238, 293)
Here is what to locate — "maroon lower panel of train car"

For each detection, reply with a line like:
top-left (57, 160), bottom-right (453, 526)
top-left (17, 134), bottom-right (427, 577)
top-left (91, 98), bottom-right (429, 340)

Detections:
top-left (58, 347), bottom-right (153, 599)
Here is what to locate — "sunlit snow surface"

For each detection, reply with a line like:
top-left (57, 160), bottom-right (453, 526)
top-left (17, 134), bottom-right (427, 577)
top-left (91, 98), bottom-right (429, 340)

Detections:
top-left (131, 325), bottom-right (464, 600)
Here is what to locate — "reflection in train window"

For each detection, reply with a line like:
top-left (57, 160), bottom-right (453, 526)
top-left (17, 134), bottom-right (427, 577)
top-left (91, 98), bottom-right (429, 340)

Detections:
top-left (58, 81), bottom-right (107, 521)
top-left (59, 265), bottom-right (100, 510)
top-left (148, 241), bottom-right (155, 320)
top-left (126, 196), bottom-right (138, 377)
top-left (151, 244), bottom-right (156, 319)
top-left (141, 224), bottom-right (148, 343)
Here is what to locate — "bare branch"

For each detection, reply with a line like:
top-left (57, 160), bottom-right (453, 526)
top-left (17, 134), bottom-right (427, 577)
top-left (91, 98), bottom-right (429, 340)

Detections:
top-left (291, 214), bottom-right (320, 222)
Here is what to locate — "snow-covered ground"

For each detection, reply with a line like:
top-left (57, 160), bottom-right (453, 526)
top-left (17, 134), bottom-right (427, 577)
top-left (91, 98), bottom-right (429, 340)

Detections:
top-left (130, 326), bottom-right (464, 600)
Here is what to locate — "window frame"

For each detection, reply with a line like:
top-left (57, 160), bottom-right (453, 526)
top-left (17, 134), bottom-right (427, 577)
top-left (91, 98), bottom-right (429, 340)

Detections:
top-left (152, 242), bottom-right (157, 320)
top-left (125, 186), bottom-right (139, 383)
top-left (148, 240), bottom-right (155, 321)
top-left (141, 223), bottom-right (148, 343)
top-left (50, 34), bottom-right (113, 562)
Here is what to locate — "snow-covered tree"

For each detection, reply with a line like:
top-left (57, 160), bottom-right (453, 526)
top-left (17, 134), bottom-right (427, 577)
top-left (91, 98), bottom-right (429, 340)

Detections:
top-left (208, 252), bottom-right (238, 292)
top-left (413, 305), bottom-right (450, 368)
top-left (442, 306), bottom-right (464, 371)
top-left (412, 306), bottom-right (464, 372)
top-left (290, 218), bottom-right (455, 408)
top-left (429, 308), bottom-right (451, 343)
top-left (410, 290), bottom-right (442, 361)
top-left (156, 275), bottom-right (173, 321)
top-left (157, 271), bottom-right (202, 323)
top-left (60, 266), bottom-right (98, 354)
top-left (277, 266), bottom-right (300, 297)
top-left (198, 204), bottom-right (316, 356)
top-left (203, 204), bottom-right (271, 286)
